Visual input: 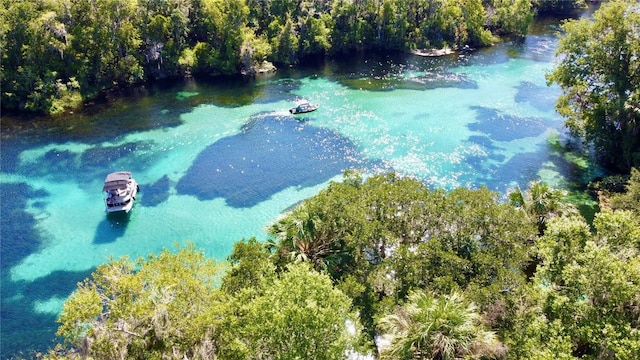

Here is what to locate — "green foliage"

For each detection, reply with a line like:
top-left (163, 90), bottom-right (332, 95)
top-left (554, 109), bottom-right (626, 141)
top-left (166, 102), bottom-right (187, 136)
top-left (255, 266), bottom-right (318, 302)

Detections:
top-left (56, 242), bottom-right (363, 359)
top-left (509, 181), bottom-right (577, 235)
top-left (299, 8), bottom-right (332, 55)
top-left (377, 290), bottom-right (503, 359)
top-left (178, 47), bottom-right (196, 73)
top-left (56, 280), bottom-right (103, 343)
top-left (489, 0), bottom-right (535, 38)
top-left (547, 0), bottom-right (640, 171)
top-left (610, 168), bottom-right (640, 216)
top-left (3, 0), bottom-right (543, 113)
top-left (240, 30), bottom-right (272, 74)
top-left (532, 0), bottom-right (586, 15)
top-left (535, 216), bottom-right (591, 284)
top-left (50, 170), bottom-right (640, 359)
top-left (56, 244), bottom-right (229, 359)
top-left (597, 174), bottom-right (630, 194)
top-left (518, 213), bottom-right (640, 358)
top-left (235, 262), bottom-right (363, 360)
top-left (329, 0), bottom-right (360, 52)
top-left (464, 0), bottom-right (496, 46)
top-left (1, 0), bottom-right (72, 113)
top-left (221, 237), bottom-right (275, 295)
top-left (271, 17), bottom-right (299, 65)
top-left (270, 171), bottom-right (537, 337)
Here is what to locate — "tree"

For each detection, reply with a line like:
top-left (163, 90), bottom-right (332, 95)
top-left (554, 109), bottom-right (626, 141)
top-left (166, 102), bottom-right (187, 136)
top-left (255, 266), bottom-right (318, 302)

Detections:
top-left (217, 0), bottom-right (250, 73)
top-left (440, 0), bottom-right (466, 47)
top-left (2, 0), bottom-right (543, 114)
top-left (489, 0), bottom-right (535, 38)
top-left (55, 242), bottom-right (365, 359)
top-left (299, 12), bottom-right (332, 55)
top-left (330, 0), bottom-right (359, 52)
top-left (270, 16), bottom-right (299, 65)
top-left (525, 213), bottom-right (640, 358)
top-left (66, 0), bottom-right (144, 89)
top-left (235, 262), bottom-right (364, 360)
top-left (610, 167), bottom-right (640, 216)
top-left (0, 0), bottom-right (81, 114)
top-left (377, 290), bottom-right (503, 359)
top-left (221, 237), bottom-right (275, 296)
top-left (532, 0), bottom-right (585, 15)
top-left (509, 181), bottom-right (576, 235)
top-left (56, 244), bottom-right (229, 359)
top-left (379, 0), bottom-right (408, 50)
top-left (547, 0), bottom-right (640, 171)
top-left (239, 30), bottom-right (272, 74)
top-left (269, 200), bottom-right (348, 272)
top-left (270, 172), bottom-right (537, 338)
top-left (463, 0), bottom-right (494, 47)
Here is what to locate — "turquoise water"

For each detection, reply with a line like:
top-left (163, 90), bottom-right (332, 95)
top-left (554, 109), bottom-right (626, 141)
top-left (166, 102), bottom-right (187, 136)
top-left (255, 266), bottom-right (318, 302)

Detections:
top-left (1, 18), bottom-right (591, 357)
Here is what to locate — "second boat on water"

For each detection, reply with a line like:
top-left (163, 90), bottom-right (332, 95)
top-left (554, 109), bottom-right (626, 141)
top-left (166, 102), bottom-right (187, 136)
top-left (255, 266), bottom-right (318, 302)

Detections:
top-left (289, 101), bottom-right (318, 114)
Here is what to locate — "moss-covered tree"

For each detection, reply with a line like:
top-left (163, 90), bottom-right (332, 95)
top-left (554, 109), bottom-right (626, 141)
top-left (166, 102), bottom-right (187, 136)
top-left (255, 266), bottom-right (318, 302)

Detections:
top-left (547, 0), bottom-right (640, 171)
top-left (57, 244), bottom-right (229, 359)
top-left (269, 171), bottom-right (537, 338)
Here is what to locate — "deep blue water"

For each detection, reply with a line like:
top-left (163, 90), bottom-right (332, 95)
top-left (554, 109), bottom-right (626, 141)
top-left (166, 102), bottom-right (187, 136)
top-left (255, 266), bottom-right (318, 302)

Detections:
top-left (175, 112), bottom-right (379, 208)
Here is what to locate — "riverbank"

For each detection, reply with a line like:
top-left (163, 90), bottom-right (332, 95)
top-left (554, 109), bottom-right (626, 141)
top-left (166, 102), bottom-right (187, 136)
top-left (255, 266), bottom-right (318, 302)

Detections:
top-left (410, 47), bottom-right (456, 57)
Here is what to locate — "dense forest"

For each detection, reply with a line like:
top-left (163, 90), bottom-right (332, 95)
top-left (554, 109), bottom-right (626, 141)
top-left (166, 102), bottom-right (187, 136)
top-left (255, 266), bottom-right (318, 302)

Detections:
top-left (1, 0), bottom-right (585, 115)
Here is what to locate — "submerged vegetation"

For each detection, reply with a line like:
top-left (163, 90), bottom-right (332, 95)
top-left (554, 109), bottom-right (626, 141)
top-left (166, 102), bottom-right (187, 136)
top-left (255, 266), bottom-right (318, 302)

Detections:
top-left (50, 170), bottom-right (640, 359)
top-left (1, 0), bottom-right (583, 115)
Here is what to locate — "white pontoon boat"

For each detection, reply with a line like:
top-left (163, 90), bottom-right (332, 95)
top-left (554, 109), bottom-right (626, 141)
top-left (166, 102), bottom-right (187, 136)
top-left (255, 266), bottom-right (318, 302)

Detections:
top-left (103, 171), bottom-right (139, 213)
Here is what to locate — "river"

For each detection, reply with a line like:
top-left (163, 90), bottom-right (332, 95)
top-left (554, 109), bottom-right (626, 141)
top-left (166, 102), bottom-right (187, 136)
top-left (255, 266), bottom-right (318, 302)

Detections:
top-left (0, 10), bottom-right (599, 358)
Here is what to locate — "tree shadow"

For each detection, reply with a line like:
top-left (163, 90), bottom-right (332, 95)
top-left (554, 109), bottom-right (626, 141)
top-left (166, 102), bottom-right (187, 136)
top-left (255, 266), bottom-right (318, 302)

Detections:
top-left (1, 266), bottom-right (95, 359)
top-left (515, 81), bottom-right (562, 111)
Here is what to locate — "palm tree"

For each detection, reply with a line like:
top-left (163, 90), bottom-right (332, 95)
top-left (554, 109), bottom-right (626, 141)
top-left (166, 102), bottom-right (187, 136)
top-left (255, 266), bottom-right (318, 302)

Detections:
top-left (509, 181), bottom-right (574, 235)
top-left (377, 290), bottom-right (503, 360)
top-left (268, 203), bottom-right (342, 272)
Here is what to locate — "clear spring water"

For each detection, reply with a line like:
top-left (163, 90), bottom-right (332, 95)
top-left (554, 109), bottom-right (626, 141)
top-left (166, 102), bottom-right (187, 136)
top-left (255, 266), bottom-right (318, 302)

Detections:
top-left (0, 16), bottom-right (597, 357)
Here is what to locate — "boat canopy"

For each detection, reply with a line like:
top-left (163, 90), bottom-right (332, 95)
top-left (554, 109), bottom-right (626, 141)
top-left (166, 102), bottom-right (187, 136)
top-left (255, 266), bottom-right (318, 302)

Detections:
top-left (103, 171), bottom-right (132, 191)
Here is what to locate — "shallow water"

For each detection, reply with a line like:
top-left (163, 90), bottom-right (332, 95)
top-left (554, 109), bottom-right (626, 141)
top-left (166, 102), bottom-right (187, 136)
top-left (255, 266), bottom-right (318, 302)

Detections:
top-left (0, 15), bottom-right (597, 357)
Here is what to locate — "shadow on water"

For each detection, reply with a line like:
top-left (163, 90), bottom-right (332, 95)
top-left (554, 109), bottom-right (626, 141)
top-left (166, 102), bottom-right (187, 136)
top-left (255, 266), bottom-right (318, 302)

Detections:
top-left (93, 211), bottom-right (131, 244)
top-left (468, 106), bottom-right (556, 141)
top-left (176, 111), bottom-right (377, 208)
top-left (139, 175), bottom-right (171, 207)
top-left (319, 51), bottom-right (478, 92)
top-left (0, 75), bottom-right (291, 177)
top-left (14, 141), bottom-right (158, 190)
top-left (0, 183), bottom-right (45, 270)
top-left (339, 71), bottom-right (478, 92)
top-left (1, 268), bottom-right (95, 359)
top-left (0, 182), bottom-right (96, 358)
top-left (177, 73), bottom-right (303, 107)
top-left (515, 81), bottom-right (562, 111)
top-left (465, 130), bottom-right (603, 203)
top-left (465, 135), bottom-right (508, 174)
top-left (0, 99), bottom-right (182, 175)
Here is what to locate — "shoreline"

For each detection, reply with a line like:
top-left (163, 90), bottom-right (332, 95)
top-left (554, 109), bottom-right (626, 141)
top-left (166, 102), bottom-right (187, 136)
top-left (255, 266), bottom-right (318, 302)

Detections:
top-left (410, 48), bottom-right (456, 57)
